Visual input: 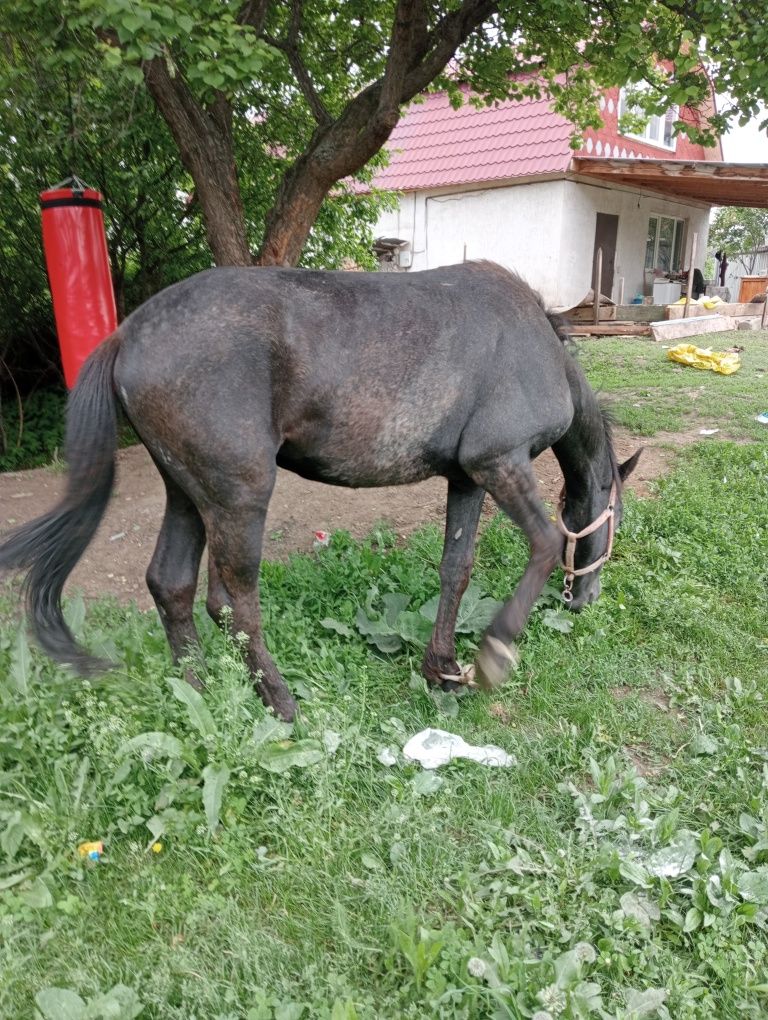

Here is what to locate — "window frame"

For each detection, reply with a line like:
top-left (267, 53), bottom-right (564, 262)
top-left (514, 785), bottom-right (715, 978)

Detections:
top-left (645, 214), bottom-right (686, 273)
top-left (618, 86), bottom-right (678, 153)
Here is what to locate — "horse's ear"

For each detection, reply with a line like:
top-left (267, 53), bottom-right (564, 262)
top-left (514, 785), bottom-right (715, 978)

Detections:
top-left (618, 448), bottom-right (642, 482)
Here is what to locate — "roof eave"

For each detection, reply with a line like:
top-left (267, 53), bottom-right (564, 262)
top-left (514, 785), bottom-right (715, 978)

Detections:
top-left (569, 156), bottom-right (768, 209)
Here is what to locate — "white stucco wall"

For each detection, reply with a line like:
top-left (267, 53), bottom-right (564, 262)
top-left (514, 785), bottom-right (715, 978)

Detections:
top-left (557, 180), bottom-right (711, 309)
top-left (374, 179), bottom-right (711, 309)
top-left (374, 180), bottom-right (567, 306)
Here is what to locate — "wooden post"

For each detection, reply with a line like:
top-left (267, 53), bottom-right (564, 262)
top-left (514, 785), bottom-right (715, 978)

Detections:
top-left (683, 232), bottom-right (698, 319)
top-left (593, 247), bottom-right (603, 325)
top-left (762, 286), bottom-right (768, 330)
top-left (617, 276), bottom-right (625, 306)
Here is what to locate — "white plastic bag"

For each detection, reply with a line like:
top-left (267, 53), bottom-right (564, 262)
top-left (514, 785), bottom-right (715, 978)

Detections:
top-left (402, 728), bottom-right (515, 770)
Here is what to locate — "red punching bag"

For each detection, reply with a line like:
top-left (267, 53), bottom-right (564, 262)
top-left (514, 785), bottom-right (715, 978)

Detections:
top-left (40, 177), bottom-right (117, 389)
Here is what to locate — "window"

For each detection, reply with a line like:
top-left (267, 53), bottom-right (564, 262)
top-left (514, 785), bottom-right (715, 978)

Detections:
top-left (645, 215), bottom-right (685, 272)
top-left (618, 87), bottom-right (677, 151)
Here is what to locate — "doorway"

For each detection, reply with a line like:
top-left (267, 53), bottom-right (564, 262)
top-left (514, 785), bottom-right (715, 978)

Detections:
top-left (592, 213), bottom-right (619, 299)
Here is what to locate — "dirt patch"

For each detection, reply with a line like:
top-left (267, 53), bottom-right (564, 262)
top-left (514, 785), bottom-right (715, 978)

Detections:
top-left (1, 426), bottom-right (674, 610)
top-left (623, 743), bottom-right (666, 778)
top-left (612, 685), bottom-right (671, 713)
top-left (488, 702), bottom-right (514, 725)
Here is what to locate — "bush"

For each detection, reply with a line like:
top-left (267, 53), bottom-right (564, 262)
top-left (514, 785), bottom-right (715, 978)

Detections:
top-left (0, 387), bottom-right (66, 472)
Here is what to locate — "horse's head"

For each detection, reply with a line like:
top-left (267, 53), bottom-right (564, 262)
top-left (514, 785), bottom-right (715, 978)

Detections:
top-left (557, 448), bottom-right (642, 611)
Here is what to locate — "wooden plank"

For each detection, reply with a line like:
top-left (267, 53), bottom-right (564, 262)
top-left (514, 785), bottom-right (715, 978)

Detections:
top-left (650, 315), bottom-right (736, 342)
top-left (665, 303), bottom-right (758, 319)
top-left (593, 247), bottom-right (602, 325)
top-left (739, 276), bottom-right (768, 302)
top-left (684, 232), bottom-right (697, 319)
top-left (569, 322), bottom-right (651, 336)
top-left (568, 306), bottom-right (617, 322)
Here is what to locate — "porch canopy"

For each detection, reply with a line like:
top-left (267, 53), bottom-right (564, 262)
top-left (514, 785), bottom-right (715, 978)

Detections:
top-left (569, 157), bottom-right (768, 208)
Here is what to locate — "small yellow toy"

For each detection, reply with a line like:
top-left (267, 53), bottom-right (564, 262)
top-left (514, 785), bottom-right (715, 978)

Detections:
top-left (77, 841), bottom-right (104, 861)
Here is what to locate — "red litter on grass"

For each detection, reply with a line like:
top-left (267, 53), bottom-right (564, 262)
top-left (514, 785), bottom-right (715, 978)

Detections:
top-left (313, 530), bottom-right (331, 548)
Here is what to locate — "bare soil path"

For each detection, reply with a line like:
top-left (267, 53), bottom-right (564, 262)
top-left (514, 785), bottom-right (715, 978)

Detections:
top-left (0, 428), bottom-right (680, 610)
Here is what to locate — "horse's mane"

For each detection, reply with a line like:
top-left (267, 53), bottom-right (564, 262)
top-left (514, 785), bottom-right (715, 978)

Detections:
top-left (468, 260), bottom-right (619, 479)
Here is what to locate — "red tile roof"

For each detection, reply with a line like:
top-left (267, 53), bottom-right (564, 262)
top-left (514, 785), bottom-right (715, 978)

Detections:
top-left (368, 85), bottom-right (715, 192)
top-left (370, 88), bottom-right (576, 191)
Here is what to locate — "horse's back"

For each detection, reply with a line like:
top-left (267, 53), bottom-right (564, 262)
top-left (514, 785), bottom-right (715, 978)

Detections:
top-left (113, 263), bottom-right (574, 490)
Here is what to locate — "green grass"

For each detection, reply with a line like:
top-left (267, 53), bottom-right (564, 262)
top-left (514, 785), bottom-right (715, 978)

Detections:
top-left (2, 333), bottom-right (768, 1017)
top-left (576, 328), bottom-right (768, 440)
top-left (1, 439), bottom-right (767, 1019)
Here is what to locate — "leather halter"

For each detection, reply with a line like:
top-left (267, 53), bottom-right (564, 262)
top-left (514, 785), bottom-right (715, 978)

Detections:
top-left (555, 480), bottom-right (618, 603)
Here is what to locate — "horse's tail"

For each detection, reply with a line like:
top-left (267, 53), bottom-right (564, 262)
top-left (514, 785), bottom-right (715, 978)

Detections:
top-left (546, 311), bottom-right (573, 346)
top-left (0, 332), bottom-right (122, 673)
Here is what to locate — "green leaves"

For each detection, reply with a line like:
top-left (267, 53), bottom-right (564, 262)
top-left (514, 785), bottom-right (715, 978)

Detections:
top-left (167, 675), bottom-right (217, 739)
top-left (540, 607), bottom-right (574, 633)
top-left (118, 731), bottom-right (184, 759)
top-left (35, 988), bottom-right (87, 1020)
top-left (420, 583), bottom-right (502, 635)
top-left (354, 582), bottom-right (501, 654)
top-left (7, 626), bottom-right (34, 698)
top-left (737, 870), bottom-right (768, 904)
top-left (35, 984), bottom-right (142, 1020)
top-left (249, 716), bottom-right (324, 774)
top-left (624, 988), bottom-right (668, 1018)
top-left (618, 891), bottom-right (661, 929)
top-left (202, 764), bottom-right (230, 835)
top-left (646, 832), bottom-right (698, 878)
top-left (255, 740), bottom-right (324, 775)
top-left (86, 0), bottom-right (277, 99)
top-left (320, 618), bottom-right (355, 638)
top-left (355, 590), bottom-right (410, 654)
top-left (411, 771), bottom-right (443, 796)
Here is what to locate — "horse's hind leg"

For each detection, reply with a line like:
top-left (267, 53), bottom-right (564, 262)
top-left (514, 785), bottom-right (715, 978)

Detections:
top-left (205, 556), bottom-right (231, 628)
top-left (422, 480), bottom-right (484, 692)
top-left (203, 482), bottom-right (298, 721)
top-left (467, 456), bottom-right (562, 690)
top-left (146, 470), bottom-right (207, 687)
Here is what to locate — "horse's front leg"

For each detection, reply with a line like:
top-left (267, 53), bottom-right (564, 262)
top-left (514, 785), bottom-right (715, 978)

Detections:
top-left (422, 480), bottom-right (485, 692)
top-left (468, 457), bottom-right (563, 690)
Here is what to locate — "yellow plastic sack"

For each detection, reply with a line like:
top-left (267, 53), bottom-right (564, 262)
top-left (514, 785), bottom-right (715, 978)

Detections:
top-left (671, 295), bottom-right (724, 309)
top-left (667, 343), bottom-right (741, 375)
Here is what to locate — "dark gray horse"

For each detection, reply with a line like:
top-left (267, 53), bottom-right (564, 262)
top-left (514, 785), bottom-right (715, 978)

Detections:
top-left (0, 262), bottom-right (639, 719)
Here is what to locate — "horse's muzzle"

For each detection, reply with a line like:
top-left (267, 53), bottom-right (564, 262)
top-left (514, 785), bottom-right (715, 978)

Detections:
top-left (567, 576), bottom-right (601, 612)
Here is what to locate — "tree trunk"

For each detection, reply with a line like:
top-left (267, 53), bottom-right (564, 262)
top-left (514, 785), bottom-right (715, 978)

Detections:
top-left (257, 86), bottom-right (401, 266)
top-left (143, 60), bottom-right (252, 267)
top-left (257, 0), bottom-right (495, 265)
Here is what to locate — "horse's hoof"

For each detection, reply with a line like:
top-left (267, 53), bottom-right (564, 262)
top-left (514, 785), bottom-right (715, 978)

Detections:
top-left (437, 664), bottom-right (478, 692)
top-left (475, 636), bottom-right (519, 691)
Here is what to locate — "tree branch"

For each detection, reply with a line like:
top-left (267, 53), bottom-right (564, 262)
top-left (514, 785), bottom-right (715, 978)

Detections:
top-left (400, 0), bottom-right (497, 101)
top-left (264, 1), bottom-right (331, 126)
top-left (236, 0), bottom-right (271, 34)
top-left (377, 0), bottom-right (429, 125)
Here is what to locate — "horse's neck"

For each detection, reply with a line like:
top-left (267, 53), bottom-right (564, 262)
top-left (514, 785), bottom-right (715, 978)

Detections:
top-left (552, 363), bottom-right (612, 501)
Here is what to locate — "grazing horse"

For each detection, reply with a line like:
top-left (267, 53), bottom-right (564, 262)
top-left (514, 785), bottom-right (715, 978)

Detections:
top-left (0, 262), bottom-right (639, 720)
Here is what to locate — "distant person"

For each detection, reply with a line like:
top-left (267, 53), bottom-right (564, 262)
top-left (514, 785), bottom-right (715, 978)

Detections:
top-left (714, 250), bottom-right (728, 287)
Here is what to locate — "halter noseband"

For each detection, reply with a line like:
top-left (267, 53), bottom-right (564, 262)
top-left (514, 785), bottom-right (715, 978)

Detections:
top-left (555, 480), bottom-right (618, 603)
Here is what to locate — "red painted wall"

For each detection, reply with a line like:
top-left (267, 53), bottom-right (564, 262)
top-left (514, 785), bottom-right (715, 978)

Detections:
top-left (581, 85), bottom-right (722, 161)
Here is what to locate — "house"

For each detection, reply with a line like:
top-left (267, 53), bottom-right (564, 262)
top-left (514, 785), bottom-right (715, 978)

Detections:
top-left (369, 85), bottom-right (768, 309)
